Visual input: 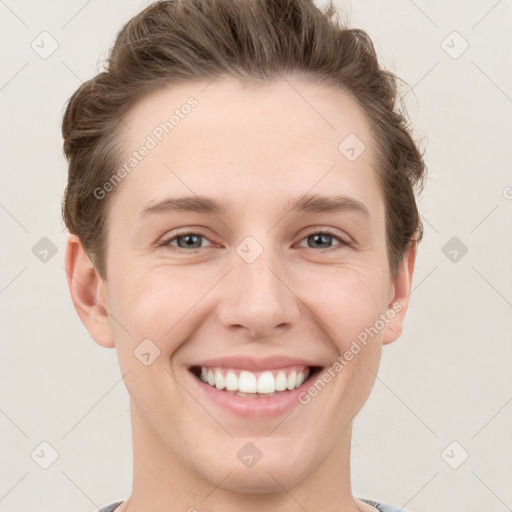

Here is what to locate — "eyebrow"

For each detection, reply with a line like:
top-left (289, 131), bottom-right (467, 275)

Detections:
top-left (138, 193), bottom-right (370, 219)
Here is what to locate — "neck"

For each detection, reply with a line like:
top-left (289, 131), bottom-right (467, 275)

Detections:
top-left (121, 400), bottom-right (365, 512)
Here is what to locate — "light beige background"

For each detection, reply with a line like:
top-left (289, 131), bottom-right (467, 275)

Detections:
top-left (1, 1), bottom-right (511, 511)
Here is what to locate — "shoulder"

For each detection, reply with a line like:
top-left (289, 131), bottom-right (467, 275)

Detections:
top-left (359, 497), bottom-right (410, 512)
top-left (96, 502), bottom-right (124, 512)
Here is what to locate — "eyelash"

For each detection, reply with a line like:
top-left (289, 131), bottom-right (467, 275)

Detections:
top-left (159, 228), bottom-right (351, 253)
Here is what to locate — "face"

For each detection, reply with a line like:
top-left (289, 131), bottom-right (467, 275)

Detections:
top-left (67, 76), bottom-right (414, 496)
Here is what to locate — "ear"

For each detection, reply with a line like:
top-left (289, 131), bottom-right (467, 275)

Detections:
top-left (382, 240), bottom-right (417, 345)
top-left (64, 234), bottom-right (114, 348)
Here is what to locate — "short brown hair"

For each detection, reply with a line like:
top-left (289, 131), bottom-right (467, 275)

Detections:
top-left (61, 0), bottom-right (426, 279)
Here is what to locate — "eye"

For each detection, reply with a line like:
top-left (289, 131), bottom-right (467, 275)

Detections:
top-left (160, 231), bottom-right (215, 251)
top-left (159, 228), bottom-right (351, 252)
top-left (297, 229), bottom-right (351, 250)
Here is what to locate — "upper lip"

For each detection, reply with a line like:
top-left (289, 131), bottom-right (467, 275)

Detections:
top-left (190, 355), bottom-right (322, 372)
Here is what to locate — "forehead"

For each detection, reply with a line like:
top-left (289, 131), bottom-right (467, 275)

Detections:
top-left (120, 76), bottom-right (374, 157)
top-left (111, 76), bottom-right (383, 219)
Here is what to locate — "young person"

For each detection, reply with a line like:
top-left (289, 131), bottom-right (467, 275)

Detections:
top-left (61, 1), bottom-right (426, 510)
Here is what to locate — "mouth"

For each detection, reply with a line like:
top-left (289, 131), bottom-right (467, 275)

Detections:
top-left (188, 364), bottom-right (323, 398)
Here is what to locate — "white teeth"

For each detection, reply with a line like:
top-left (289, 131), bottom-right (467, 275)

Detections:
top-left (225, 371), bottom-right (238, 391)
top-left (197, 366), bottom-right (311, 394)
top-left (214, 369), bottom-right (225, 390)
top-left (286, 371), bottom-right (297, 390)
top-left (257, 371), bottom-right (275, 393)
top-left (275, 371), bottom-right (287, 391)
top-left (238, 371), bottom-right (257, 393)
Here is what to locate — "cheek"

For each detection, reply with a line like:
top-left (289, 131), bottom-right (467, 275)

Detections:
top-left (306, 271), bottom-right (386, 406)
top-left (108, 246), bottom-right (391, 363)
top-left (107, 269), bottom-right (206, 407)
top-left (109, 266), bottom-right (213, 354)
top-left (301, 264), bottom-right (390, 345)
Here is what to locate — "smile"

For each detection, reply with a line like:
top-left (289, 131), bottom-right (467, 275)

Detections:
top-left (194, 365), bottom-right (316, 396)
top-left (187, 355), bottom-right (324, 417)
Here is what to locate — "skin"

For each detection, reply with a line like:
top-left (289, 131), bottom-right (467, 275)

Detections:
top-left (66, 75), bottom-right (416, 512)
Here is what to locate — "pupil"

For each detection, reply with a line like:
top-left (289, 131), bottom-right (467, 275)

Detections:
top-left (310, 233), bottom-right (331, 248)
top-left (177, 234), bottom-right (333, 250)
top-left (179, 234), bottom-right (201, 248)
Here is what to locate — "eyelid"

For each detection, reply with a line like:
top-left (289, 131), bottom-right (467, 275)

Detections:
top-left (297, 227), bottom-right (352, 248)
top-left (159, 226), bottom-right (352, 252)
top-left (159, 228), bottom-right (217, 250)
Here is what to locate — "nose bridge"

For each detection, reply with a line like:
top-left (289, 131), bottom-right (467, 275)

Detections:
top-left (218, 235), bottom-right (299, 337)
top-left (238, 243), bottom-right (281, 302)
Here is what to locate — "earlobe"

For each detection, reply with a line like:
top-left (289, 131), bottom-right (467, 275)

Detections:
top-left (382, 241), bottom-right (417, 345)
top-left (64, 234), bottom-right (115, 348)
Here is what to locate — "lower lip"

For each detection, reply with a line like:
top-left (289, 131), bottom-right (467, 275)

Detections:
top-left (188, 369), bottom-right (320, 419)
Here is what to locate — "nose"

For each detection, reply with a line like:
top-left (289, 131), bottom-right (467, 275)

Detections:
top-left (216, 245), bottom-right (301, 339)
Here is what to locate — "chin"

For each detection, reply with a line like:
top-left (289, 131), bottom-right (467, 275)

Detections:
top-left (213, 466), bottom-right (305, 495)
top-left (197, 449), bottom-right (314, 495)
